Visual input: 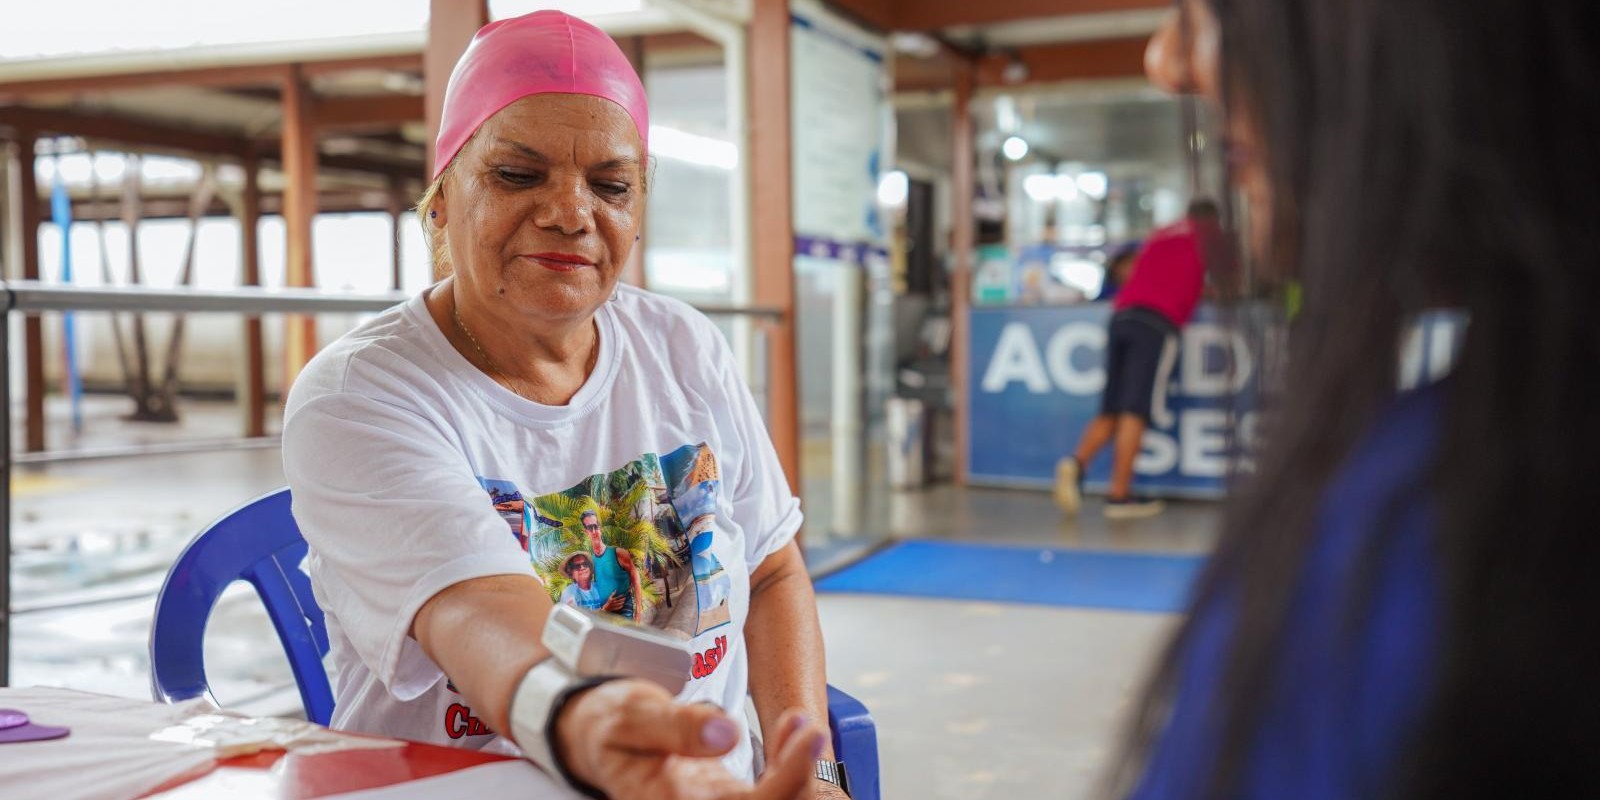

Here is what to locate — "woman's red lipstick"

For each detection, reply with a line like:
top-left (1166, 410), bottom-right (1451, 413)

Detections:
top-left (523, 252), bottom-right (595, 272)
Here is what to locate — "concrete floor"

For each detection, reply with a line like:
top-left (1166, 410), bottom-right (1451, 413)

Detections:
top-left (8, 395), bottom-right (1220, 796)
top-left (819, 596), bottom-right (1176, 800)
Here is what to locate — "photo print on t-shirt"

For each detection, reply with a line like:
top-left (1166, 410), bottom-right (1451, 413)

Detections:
top-left (477, 478), bottom-right (527, 551)
top-left (478, 442), bottom-right (732, 641)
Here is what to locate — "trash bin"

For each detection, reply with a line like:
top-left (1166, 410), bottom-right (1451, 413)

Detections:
top-left (885, 397), bottom-right (926, 490)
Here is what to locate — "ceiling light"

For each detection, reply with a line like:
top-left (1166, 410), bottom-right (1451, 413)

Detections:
top-left (1023, 174), bottom-right (1055, 203)
top-left (889, 32), bottom-right (941, 59)
top-left (1024, 173), bottom-right (1080, 204)
top-left (877, 170), bottom-right (910, 208)
top-left (1075, 171), bottom-right (1108, 199)
top-left (1002, 57), bottom-right (1030, 84)
top-left (1002, 136), bottom-right (1029, 161)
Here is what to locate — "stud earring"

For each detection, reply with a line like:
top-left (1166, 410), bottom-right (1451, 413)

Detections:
top-left (429, 210), bottom-right (437, 219)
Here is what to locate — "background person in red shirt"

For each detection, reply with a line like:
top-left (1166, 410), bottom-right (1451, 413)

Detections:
top-left (1056, 199), bottom-right (1219, 518)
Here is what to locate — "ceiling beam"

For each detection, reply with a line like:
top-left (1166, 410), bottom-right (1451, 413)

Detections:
top-left (974, 37), bottom-right (1148, 87)
top-left (299, 53), bottom-right (423, 78)
top-left (0, 105), bottom-right (247, 157)
top-left (821, 0), bottom-right (896, 31)
top-left (254, 143), bottom-right (423, 180)
top-left (891, 0), bottom-right (1168, 31)
top-left (313, 94), bottom-right (425, 131)
top-left (0, 53), bottom-right (422, 101)
top-left (0, 64), bottom-right (291, 102)
top-left (0, 104), bottom-right (424, 179)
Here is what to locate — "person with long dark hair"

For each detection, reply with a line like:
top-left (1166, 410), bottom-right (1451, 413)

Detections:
top-left (1111, 0), bottom-right (1600, 797)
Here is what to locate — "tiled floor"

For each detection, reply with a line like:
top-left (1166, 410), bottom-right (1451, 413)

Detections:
top-left (7, 395), bottom-right (1220, 796)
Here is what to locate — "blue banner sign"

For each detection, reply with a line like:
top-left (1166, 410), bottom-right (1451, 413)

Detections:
top-left (966, 303), bottom-right (1259, 498)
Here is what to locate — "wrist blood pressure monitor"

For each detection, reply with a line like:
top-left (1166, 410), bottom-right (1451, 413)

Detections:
top-left (510, 605), bottom-right (694, 797)
top-left (540, 603), bottom-right (693, 693)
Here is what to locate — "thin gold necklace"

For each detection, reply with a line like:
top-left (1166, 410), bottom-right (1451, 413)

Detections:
top-left (452, 301), bottom-right (536, 401)
top-left (452, 301), bottom-right (501, 377)
top-left (451, 294), bottom-right (597, 400)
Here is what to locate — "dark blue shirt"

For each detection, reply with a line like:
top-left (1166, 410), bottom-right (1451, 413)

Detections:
top-left (1132, 384), bottom-right (1442, 799)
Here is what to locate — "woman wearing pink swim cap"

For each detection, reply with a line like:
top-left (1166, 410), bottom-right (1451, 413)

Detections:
top-left (282, 11), bottom-right (845, 800)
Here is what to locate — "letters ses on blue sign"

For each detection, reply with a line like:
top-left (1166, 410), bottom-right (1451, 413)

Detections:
top-left (966, 303), bottom-right (1260, 497)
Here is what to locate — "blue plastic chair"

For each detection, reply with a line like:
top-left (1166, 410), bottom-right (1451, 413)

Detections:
top-left (826, 685), bottom-right (881, 799)
top-left (149, 488), bottom-right (333, 724)
top-left (150, 487), bottom-right (880, 800)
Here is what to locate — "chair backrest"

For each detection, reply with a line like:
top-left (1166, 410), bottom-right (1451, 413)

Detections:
top-left (150, 488), bottom-right (878, 796)
top-left (827, 685), bottom-right (881, 800)
top-left (149, 487), bottom-right (335, 725)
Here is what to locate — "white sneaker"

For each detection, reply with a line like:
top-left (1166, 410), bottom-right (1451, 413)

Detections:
top-left (1054, 457), bottom-right (1083, 514)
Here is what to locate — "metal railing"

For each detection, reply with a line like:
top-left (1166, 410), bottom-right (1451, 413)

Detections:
top-left (0, 279), bottom-right (783, 686)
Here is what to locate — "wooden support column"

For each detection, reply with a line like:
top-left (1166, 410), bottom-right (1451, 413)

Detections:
top-left (12, 132), bottom-right (45, 453)
top-left (281, 65), bottom-right (318, 389)
top-left (749, 0), bottom-right (801, 496)
top-left (951, 62), bottom-right (976, 484)
top-left (239, 150), bottom-right (267, 438)
top-left (425, 0), bottom-right (489, 178)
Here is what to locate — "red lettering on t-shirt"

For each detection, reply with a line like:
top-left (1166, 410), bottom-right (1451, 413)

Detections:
top-left (692, 635), bottom-right (730, 680)
top-left (445, 703), bottom-right (469, 739)
top-left (445, 703), bottom-right (491, 739)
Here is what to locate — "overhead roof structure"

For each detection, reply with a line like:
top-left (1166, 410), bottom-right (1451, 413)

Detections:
top-left (0, 0), bottom-right (1170, 470)
top-left (0, 5), bottom-right (718, 220)
top-left (0, 0), bottom-right (1165, 222)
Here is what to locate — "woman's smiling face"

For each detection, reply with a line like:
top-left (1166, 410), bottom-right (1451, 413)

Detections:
top-left (433, 93), bottom-right (647, 325)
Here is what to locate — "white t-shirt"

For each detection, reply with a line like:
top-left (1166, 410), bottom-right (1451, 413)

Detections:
top-left (282, 285), bottom-right (802, 790)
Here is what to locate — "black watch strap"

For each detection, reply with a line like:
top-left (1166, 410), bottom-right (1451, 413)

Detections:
top-left (815, 759), bottom-right (851, 796)
top-left (544, 674), bottom-right (622, 800)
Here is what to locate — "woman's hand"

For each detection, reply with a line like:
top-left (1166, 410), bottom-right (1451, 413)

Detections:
top-left (554, 678), bottom-right (826, 799)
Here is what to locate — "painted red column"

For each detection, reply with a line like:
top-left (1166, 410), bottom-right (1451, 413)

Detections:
top-left (239, 148), bottom-right (266, 438)
top-left (425, 0), bottom-right (489, 181)
top-left (749, 0), bottom-right (802, 497)
top-left (281, 65), bottom-right (318, 390)
top-left (14, 130), bottom-right (45, 452)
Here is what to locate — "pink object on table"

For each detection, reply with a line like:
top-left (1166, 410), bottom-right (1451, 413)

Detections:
top-left (432, 9), bottom-right (650, 180)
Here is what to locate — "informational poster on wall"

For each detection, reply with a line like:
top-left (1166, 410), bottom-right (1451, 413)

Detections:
top-left (790, 1), bottom-right (887, 250)
top-left (788, 2), bottom-right (891, 531)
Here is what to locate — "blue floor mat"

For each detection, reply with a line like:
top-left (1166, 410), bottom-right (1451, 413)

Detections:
top-left (814, 540), bottom-right (1204, 613)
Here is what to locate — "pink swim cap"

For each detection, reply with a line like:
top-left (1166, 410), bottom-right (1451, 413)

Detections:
top-left (432, 10), bottom-right (649, 181)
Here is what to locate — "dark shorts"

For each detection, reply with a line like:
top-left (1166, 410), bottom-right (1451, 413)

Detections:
top-left (1100, 307), bottom-right (1180, 424)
